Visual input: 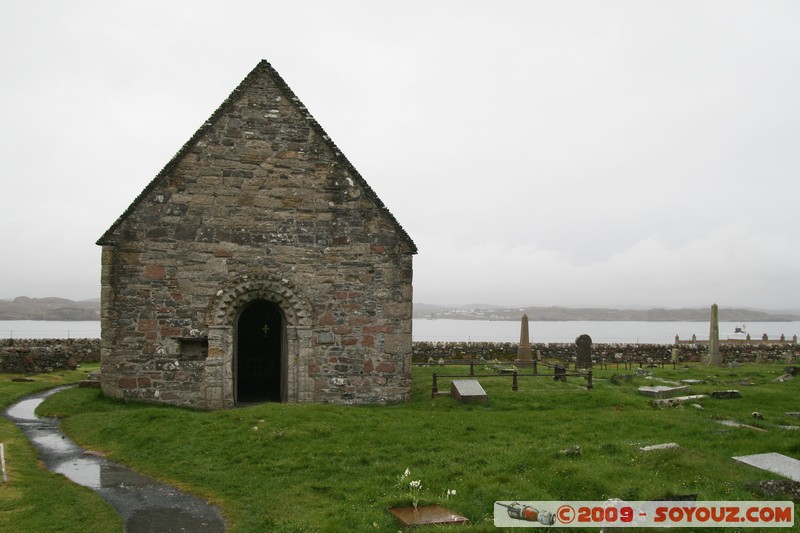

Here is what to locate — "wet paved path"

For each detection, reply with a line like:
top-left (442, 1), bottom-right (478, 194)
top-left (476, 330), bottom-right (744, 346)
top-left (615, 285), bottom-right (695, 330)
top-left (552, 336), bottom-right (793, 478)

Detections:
top-left (4, 386), bottom-right (226, 532)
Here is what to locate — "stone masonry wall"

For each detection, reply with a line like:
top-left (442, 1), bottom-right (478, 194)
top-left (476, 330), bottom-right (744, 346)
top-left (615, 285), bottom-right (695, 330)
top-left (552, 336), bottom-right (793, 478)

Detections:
top-left (413, 341), bottom-right (797, 365)
top-left (0, 338), bottom-right (101, 373)
top-left (98, 61), bottom-right (414, 409)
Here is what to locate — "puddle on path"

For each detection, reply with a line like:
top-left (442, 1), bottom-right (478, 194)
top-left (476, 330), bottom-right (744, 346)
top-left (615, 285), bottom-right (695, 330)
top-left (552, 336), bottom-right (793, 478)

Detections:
top-left (4, 386), bottom-right (226, 532)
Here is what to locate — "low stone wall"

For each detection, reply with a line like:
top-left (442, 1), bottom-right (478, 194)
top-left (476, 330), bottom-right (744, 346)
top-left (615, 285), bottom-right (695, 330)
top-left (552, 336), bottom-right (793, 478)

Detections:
top-left (0, 338), bottom-right (101, 373)
top-left (413, 341), bottom-right (797, 365)
top-left (3, 338), bottom-right (794, 375)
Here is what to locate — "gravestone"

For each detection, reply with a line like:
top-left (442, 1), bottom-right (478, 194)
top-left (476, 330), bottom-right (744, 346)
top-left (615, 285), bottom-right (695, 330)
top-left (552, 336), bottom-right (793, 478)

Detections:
top-left (451, 380), bottom-right (487, 403)
top-left (640, 443), bottom-right (680, 452)
top-left (733, 453), bottom-right (800, 482)
top-left (390, 505), bottom-right (469, 527)
top-left (711, 390), bottom-right (741, 399)
top-left (705, 304), bottom-right (722, 366)
top-left (517, 314), bottom-right (532, 361)
top-left (638, 385), bottom-right (691, 398)
top-left (575, 334), bottom-right (592, 369)
top-left (652, 394), bottom-right (708, 408)
top-left (717, 420), bottom-right (766, 432)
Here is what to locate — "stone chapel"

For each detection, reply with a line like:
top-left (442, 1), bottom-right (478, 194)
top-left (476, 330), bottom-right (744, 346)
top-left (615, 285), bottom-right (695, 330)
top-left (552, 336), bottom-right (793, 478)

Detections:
top-left (96, 60), bottom-right (416, 409)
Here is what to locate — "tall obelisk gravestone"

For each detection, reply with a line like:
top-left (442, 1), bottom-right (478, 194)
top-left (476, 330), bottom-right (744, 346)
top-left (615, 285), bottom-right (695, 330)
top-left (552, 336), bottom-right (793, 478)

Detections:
top-left (706, 303), bottom-right (722, 366)
top-left (517, 314), bottom-right (532, 361)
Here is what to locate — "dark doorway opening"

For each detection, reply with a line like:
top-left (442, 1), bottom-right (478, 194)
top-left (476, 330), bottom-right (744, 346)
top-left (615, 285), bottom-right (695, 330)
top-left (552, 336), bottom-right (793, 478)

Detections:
top-left (236, 300), bottom-right (284, 403)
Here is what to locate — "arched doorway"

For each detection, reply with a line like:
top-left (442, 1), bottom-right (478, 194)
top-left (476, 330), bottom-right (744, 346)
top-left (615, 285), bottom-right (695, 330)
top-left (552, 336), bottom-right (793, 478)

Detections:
top-left (235, 300), bottom-right (285, 404)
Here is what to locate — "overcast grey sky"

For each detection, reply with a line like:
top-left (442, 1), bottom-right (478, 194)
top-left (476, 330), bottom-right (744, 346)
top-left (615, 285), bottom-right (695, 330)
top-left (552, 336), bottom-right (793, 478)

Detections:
top-left (1, 1), bottom-right (798, 309)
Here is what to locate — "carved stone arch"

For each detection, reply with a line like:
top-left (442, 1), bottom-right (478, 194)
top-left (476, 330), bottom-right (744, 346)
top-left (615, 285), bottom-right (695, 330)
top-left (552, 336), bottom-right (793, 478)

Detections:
top-left (204, 275), bottom-right (314, 409)
top-left (210, 275), bottom-right (313, 329)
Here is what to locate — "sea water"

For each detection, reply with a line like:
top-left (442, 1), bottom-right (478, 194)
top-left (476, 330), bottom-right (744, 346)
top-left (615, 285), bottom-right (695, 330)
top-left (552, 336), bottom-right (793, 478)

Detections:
top-left (0, 320), bottom-right (101, 339)
top-left (412, 318), bottom-right (800, 345)
top-left (2, 319), bottom-right (798, 345)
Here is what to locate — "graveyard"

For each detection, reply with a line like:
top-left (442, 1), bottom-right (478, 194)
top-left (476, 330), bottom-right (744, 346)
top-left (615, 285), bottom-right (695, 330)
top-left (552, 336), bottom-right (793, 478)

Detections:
top-left (1, 354), bottom-right (798, 532)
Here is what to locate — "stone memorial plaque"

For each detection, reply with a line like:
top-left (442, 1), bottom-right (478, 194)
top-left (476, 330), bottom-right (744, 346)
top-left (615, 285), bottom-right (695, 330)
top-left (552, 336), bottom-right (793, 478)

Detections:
top-left (451, 380), bottom-right (487, 403)
top-left (733, 453), bottom-right (800, 482)
top-left (389, 505), bottom-right (469, 527)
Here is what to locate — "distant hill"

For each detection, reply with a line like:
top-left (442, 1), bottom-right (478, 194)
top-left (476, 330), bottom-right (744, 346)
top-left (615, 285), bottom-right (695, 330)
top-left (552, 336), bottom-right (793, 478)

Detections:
top-left (0, 297), bottom-right (100, 321)
top-left (414, 304), bottom-right (800, 322)
top-left (3, 297), bottom-right (796, 323)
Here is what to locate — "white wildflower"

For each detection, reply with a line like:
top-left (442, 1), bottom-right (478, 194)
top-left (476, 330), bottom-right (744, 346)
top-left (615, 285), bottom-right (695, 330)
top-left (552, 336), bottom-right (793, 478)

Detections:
top-left (408, 479), bottom-right (422, 509)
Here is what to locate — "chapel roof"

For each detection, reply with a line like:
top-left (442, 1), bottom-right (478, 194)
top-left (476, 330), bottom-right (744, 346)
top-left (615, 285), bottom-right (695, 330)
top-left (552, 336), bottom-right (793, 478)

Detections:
top-left (97, 59), bottom-right (417, 254)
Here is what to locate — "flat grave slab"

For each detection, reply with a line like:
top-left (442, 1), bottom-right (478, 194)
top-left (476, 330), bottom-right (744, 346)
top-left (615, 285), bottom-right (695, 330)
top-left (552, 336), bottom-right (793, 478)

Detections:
top-left (711, 390), bottom-right (741, 399)
top-left (451, 380), bottom-right (487, 403)
top-left (638, 385), bottom-right (691, 398)
top-left (652, 394), bottom-right (709, 409)
top-left (733, 453), bottom-right (800, 482)
top-left (717, 420), bottom-right (766, 432)
top-left (640, 442), bottom-right (680, 452)
top-left (390, 505), bottom-right (469, 528)
top-left (647, 377), bottom-right (681, 385)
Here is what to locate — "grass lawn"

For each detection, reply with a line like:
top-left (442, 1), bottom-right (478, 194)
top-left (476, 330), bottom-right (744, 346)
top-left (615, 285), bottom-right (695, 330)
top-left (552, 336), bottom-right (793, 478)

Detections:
top-left (9, 362), bottom-right (800, 532)
top-left (0, 364), bottom-right (123, 533)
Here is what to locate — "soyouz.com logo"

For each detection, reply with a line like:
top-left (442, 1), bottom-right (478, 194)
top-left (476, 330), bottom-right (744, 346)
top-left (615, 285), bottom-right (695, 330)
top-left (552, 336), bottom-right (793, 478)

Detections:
top-left (493, 500), bottom-right (794, 528)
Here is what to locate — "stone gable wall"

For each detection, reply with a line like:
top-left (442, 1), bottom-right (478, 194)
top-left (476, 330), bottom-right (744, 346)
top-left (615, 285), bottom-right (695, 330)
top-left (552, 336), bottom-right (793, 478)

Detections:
top-left (99, 64), bottom-right (413, 409)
